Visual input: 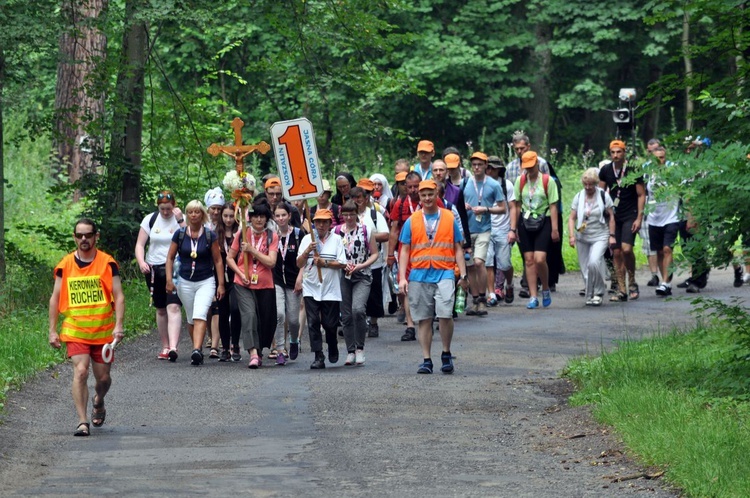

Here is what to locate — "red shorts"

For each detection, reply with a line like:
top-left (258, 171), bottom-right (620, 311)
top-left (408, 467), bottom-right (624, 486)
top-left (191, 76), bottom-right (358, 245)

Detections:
top-left (65, 342), bottom-right (109, 364)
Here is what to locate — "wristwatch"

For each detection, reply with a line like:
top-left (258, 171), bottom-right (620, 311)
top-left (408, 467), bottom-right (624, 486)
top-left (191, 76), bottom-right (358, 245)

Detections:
top-left (324, 259), bottom-right (329, 268)
top-left (459, 274), bottom-right (468, 281)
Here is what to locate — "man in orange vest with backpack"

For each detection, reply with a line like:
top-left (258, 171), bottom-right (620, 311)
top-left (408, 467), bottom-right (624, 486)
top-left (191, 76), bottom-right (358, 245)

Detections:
top-left (398, 180), bottom-right (469, 374)
top-left (49, 218), bottom-right (125, 437)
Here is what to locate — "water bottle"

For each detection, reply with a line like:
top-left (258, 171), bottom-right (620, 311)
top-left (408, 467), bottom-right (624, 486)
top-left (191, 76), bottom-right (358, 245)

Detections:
top-left (172, 256), bottom-right (181, 290)
top-left (391, 263), bottom-right (400, 294)
top-left (454, 286), bottom-right (466, 314)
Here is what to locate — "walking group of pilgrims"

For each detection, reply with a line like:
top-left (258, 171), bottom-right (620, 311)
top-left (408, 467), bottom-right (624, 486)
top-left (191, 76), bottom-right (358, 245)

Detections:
top-left (131, 132), bottom-right (740, 375)
top-left (50, 131), bottom-right (745, 436)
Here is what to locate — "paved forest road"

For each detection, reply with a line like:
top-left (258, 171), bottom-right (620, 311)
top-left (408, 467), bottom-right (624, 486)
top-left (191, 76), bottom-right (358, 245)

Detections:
top-left (1, 268), bottom-right (744, 497)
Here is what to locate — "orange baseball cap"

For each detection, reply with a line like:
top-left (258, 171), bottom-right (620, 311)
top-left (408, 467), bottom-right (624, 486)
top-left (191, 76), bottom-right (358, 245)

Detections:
top-left (444, 153), bottom-right (461, 168)
top-left (395, 172), bottom-right (407, 182)
top-left (521, 151), bottom-right (538, 169)
top-left (264, 178), bottom-right (282, 189)
top-left (417, 140), bottom-right (434, 153)
top-left (357, 178), bottom-right (375, 191)
top-left (610, 139), bottom-right (627, 151)
top-left (470, 151), bottom-right (488, 162)
top-left (313, 208), bottom-right (333, 220)
top-left (418, 179), bottom-right (438, 191)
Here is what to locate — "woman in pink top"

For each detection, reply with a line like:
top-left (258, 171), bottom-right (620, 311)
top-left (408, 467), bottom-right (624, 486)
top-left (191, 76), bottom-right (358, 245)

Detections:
top-left (226, 202), bottom-right (279, 368)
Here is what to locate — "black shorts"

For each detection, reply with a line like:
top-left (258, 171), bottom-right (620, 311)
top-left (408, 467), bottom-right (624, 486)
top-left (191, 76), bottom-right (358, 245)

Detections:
top-left (649, 223), bottom-right (680, 251)
top-left (144, 265), bottom-right (182, 309)
top-left (518, 216), bottom-right (551, 254)
top-left (613, 215), bottom-right (638, 248)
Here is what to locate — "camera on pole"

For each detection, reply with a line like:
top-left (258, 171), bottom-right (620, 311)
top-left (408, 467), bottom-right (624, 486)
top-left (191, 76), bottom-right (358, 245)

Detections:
top-left (611, 88), bottom-right (636, 138)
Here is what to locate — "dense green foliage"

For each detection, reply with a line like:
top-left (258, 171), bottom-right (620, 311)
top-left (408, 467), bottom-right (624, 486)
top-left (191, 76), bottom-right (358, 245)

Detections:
top-left (566, 309), bottom-right (750, 496)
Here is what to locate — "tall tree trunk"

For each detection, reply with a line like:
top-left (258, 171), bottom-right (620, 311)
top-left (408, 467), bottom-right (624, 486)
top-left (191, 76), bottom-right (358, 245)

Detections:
top-left (0, 47), bottom-right (5, 282)
top-left (683, 10), bottom-right (694, 132)
top-left (526, 23), bottom-right (552, 150)
top-left (54, 0), bottom-right (108, 194)
top-left (107, 0), bottom-right (147, 260)
top-left (643, 64), bottom-right (663, 140)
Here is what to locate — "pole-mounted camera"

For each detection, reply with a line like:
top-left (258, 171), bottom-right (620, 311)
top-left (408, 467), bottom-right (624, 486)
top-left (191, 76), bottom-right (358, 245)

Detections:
top-left (611, 88), bottom-right (637, 153)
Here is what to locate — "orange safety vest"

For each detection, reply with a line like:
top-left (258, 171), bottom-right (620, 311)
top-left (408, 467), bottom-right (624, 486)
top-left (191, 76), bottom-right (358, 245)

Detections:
top-left (55, 251), bottom-right (118, 345)
top-left (410, 208), bottom-right (456, 270)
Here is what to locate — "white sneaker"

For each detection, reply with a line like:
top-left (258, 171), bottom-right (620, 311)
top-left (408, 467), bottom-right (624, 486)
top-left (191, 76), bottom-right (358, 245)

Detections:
top-left (355, 349), bottom-right (365, 365)
top-left (345, 353), bottom-right (356, 366)
top-left (744, 272), bottom-right (750, 283)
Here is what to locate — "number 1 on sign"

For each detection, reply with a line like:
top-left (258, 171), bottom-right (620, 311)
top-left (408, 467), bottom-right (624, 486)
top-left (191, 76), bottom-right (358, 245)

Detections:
top-left (278, 125), bottom-right (317, 197)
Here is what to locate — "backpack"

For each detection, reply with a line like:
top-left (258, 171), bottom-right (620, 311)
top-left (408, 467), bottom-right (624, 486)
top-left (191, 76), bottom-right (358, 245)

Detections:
top-left (334, 224), bottom-right (370, 258)
top-left (519, 173), bottom-right (550, 197)
top-left (148, 212), bottom-right (159, 231)
top-left (176, 226), bottom-right (217, 251)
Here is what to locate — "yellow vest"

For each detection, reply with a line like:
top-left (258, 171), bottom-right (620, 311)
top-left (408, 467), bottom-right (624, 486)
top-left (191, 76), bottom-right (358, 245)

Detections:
top-left (55, 251), bottom-right (117, 345)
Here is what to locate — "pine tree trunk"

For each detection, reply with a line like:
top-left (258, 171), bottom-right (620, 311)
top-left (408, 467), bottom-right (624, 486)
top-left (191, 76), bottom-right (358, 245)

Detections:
top-left (54, 0), bottom-right (108, 193)
top-left (107, 0), bottom-right (147, 260)
top-left (527, 23), bottom-right (552, 150)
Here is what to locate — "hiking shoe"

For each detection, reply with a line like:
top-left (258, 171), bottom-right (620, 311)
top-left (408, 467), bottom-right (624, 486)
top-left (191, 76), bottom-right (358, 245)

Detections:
top-left (440, 352), bottom-right (454, 374)
top-left (518, 287), bottom-right (530, 299)
top-left (647, 274), bottom-right (660, 287)
top-left (345, 352), bottom-right (356, 366)
top-left (417, 360), bottom-right (433, 374)
top-left (355, 349), bottom-right (365, 366)
top-left (526, 297), bottom-right (539, 309)
top-left (310, 352), bottom-right (325, 369)
top-left (656, 283), bottom-right (672, 296)
top-left (219, 349), bottom-right (231, 362)
top-left (276, 352), bottom-right (286, 366)
top-left (542, 290), bottom-right (552, 307)
top-left (401, 327), bottom-right (416, 341)
top-left (190, 349), bottom-right (204, 366)
top-left (231, 347), bottom-right (242, 362)
top-left (686, 282), bottom-right (701, 294)
top-left (466, 298), bottom-right (478, 316)
top-left (168, 349), bottom-right (178, 362)
top-left (476, 299), bottom-right (488, 316)
top-left (676, 279), bottom-right (691, 289)
top-left (505, 285), bottom-right (514, 304)
top-left (288, 342), bottom-right (299, 360)
top-left (328, 344), bottom-right (339, 364)
top-left (368, 323), bottom-right (379, 338)
top-left (734, 267), bottom-right (744, 287)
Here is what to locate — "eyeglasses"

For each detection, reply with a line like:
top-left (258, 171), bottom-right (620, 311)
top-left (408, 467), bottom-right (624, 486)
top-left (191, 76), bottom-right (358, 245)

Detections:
top-left (157, 192), bottom-right (174, 200)
top-left (74, 232), bottom-right (96, 239)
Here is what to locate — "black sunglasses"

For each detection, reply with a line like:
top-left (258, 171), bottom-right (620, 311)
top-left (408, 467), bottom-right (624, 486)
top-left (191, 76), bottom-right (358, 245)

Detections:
top-left (74, 232), bottom-right (97, 239)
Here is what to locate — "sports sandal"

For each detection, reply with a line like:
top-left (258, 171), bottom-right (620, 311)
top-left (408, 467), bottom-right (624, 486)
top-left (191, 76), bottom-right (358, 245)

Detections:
top-left (209, 348), bottom-right (220, 359)
top-left (629, 283), bottom-right (640, 300)
top-left (267, 349), bottom-right (278, 359)
top-left (74, 422), bottom-right (90, 436)
top-left (610, 291), bottom-right (628, 302)
top-left (91, 395), bottom-right (106, 427)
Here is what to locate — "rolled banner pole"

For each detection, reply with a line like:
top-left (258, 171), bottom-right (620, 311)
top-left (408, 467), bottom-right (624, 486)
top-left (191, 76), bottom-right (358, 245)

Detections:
top-left (102, 338), bottom-right (119, 364)
top-left (306, 200), bottom-right (323, 283)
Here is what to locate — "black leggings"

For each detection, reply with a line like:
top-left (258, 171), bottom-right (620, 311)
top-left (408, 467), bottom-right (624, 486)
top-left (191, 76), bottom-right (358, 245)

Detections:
top-left (219, 284), bottom-right (241, 350)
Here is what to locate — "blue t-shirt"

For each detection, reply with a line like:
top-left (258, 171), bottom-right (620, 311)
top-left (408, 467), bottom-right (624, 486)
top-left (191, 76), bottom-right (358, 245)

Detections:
top-left (462, 175), bottom-right (504, 233)
top-left (399, 210), bottom-right (463, 283)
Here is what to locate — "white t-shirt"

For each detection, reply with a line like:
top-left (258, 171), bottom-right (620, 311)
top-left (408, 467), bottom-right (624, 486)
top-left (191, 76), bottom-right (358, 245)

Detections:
top-left (140, 212), bottom-right (181, 265)
top-left (358, 207), bottom-right (389, 269)
top-left (491, 178), bottom-right (516, 233)
top-left (299, 231), bottom-right (347, 301)
top-left (646, 168), bottom-right (680, 227)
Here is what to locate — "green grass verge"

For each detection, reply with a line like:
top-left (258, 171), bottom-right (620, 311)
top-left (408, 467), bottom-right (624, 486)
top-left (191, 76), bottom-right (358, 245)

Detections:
top-left (565, 326), bottom-right (750, 497)
top-left (0, 278), bottom-right (154, 410)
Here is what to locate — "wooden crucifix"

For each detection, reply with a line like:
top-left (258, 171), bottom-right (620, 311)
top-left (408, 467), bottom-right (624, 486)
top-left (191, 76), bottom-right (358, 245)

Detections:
top-left (207, 117), bottom-right (271, 280)
top-left (207, 117), bottom-right (271, 173)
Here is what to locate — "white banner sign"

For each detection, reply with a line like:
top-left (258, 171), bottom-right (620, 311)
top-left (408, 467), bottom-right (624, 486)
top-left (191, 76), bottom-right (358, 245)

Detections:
top-left (270, 118), bottom-right (324, 201)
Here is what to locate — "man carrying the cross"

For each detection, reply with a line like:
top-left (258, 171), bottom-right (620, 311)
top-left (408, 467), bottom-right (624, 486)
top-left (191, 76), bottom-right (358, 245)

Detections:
top-left (296, 209), bottom-right (347, 369)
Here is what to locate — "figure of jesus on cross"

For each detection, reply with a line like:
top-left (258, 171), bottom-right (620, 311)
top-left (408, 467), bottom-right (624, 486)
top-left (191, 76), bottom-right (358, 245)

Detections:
top-left (209, 117), bottom-right (271, 279)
